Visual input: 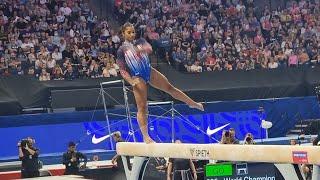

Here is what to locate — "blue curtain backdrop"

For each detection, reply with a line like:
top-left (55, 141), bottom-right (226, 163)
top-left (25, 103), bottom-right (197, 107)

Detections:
top-left (1, 96), bottom-right (319, 159)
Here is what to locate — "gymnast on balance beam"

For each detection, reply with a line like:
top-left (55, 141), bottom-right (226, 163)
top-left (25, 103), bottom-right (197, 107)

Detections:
top-left (116, 22), bottom-right (204, 143)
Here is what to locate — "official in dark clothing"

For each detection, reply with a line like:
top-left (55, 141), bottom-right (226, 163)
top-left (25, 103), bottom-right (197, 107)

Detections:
top-left (167, 140), bottom-right (197, 180)
top-left (110, 132), bottom-right (129, 180)
top-left (18, 137), bottom-right (40, 178)
top-left (111, 131), bottom-right (131, 170)
top-left (62, 142), bottom-right (87, 175)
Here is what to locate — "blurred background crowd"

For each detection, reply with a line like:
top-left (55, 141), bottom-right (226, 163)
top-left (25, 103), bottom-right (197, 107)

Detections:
top-left (0, 0), bottom-right (319, 80)
top-left (0, 0), bottom-right (120, 80)
top-left (116, 0), bottom-right (320, 72)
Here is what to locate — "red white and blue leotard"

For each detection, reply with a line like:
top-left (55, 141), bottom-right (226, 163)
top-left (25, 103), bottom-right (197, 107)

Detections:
top-left (116, 38), bottom-right (151, 83)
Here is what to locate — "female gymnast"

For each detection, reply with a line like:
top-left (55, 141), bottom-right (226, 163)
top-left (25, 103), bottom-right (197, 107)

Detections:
top-left (116, 23), bottom-right (204, 143)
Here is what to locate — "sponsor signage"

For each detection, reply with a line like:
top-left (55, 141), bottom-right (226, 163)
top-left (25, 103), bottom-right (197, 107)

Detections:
top-left (205, 163), bottom-right (276, 180)
top-left (292, 151), bottom-right (308, 164)
top-left (190, 148), bottom-right (210, 159)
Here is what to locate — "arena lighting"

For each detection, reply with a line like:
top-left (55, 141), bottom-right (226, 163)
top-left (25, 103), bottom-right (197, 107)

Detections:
top-left (261, 120), bottom-right (273, 129)
top-left (261, 120), bottom-right (272, 139)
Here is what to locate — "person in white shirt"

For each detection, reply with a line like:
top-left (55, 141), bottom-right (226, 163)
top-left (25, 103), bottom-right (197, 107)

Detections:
top-left (39, 0), bottom-right (47, 5)
top-left (190, 61), bottom-right (203, 73)
top-left (46, 56), bottom-right (56, 69)
top-left (37, 46), bottom-right (49, 58)
top-left (39, 68), bottom-right (50, 81)
top-left (268, 58), bottom-right (279, 69)
top-left (74, 45), bottom-right (84, 57)
top-left (59, 3), bottom-right (72, 16)
top-left (58, 39), bottom-right (66, 52)
top-left (52, 47), bottom-right (62, 61)
top-left (56, 11), bottom-right (65, 23)
top-left (21, 38), bottom-right (34, 51)
top-left (111, 30), bottom-right (121, 44)
top-left (108, 62), bottom-right (118, 77)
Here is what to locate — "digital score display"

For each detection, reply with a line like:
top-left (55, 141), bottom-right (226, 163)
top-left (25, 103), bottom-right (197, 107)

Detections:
top-left (205, 163), bottom-right (233, 177)
top-left (205, 163), bottom-right (277, 180)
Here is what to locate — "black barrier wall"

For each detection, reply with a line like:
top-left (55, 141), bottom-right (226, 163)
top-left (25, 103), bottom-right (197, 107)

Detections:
top-left (0, 65), bottom-right (320, 115)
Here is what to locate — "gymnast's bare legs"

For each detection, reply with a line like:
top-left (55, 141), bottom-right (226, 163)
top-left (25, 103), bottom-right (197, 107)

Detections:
top-left (118, 24), bottom-right (203, 143)
top-left (131, 69), bottom-right (204, 143)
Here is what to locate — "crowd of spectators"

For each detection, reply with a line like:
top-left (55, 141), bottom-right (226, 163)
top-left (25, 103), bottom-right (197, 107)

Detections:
top-left (1, 0), bottom-right (319, 81)
top-left (116, 0), bottom-right (320, 73)
top-left (0, 0), bottom-right (121, 81)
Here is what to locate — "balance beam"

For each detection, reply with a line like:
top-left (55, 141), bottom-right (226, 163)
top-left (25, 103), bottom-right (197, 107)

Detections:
top-left (117, 142), bottom-right (320, 164)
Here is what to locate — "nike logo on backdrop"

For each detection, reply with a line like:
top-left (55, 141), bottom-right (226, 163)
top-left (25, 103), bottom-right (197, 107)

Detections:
top-left (206, 123), bottom-right (230, 135)
top-left (92, 134), bottom-right (113, 144)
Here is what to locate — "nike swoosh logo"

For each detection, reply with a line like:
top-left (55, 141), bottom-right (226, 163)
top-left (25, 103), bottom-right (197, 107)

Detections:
top-left (206, 123), bottom-right (230, 136)
top-left (92, 134), bottom-right (113, 144)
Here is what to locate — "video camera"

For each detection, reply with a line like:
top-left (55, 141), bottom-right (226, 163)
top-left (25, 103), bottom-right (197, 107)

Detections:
top-left (19, 138), bottom-right (34, 148)
top-left (245, 136), bottom-right (252, 142)
top-left (224, 130), bottom-right (230, 137)
top-left (20, 139), bottom-right (31, 148)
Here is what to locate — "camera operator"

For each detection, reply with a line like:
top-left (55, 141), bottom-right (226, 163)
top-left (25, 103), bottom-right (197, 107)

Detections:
top-left (62, 142), bottom-right (87, 175)
top-left (229, 128), bottom-right (239, 144)
top-left (243, 133), bottom-right (255, 145)
top-left (220, 130), bottom-right (233, 144)
top-left (18, 137), bottom-right (40, 178)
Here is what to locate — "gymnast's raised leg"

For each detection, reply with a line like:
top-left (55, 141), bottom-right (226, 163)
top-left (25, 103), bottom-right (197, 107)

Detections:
top-left (150, 67), bottom-right (203, 111)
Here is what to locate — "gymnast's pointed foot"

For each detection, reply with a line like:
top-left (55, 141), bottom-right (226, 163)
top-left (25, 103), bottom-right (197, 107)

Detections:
top-left (189, 102), bottom-right (204, 111)
top-left (143, 136), bottom-right (155, 144)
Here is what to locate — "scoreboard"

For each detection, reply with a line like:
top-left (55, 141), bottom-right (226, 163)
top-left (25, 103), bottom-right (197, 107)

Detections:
top-left (205, 163), bottom-right (280, 180)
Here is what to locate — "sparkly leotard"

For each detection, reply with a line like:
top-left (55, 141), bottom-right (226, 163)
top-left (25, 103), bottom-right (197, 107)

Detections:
top-left (116, 38), bottom-right (151, 82)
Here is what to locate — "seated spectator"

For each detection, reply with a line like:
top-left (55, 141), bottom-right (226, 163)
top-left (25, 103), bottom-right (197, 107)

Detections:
top-left (299, 49), bottom-right (310, 66)
top-left (102, 67), bottom-right (111, 78)
top-left (225, 61), bottom-right (233, 71)
top-left (21, 38), bottom-right (34, 52)
top-left (38, 46), bottom-right (49, 58)
top-left (28, 48), bottom-right (37, 66)
top-left (288, 51), bottom-right (298, 67)
top-left (183, 47), bottom-right (195, 72)
top-left (0, 57), bottom-right (7, 74)
top-left (52, 48), bottom-right (63, 61)
top-left (275, 50), bottom-right (287, 67)
top-left (146, 27), bottom-right (160, 41)
top-left (197, 47), bottom-right (208, 66)
top-left (27, 67), bottom-right (35, 76)
top-left (268, 58), bottom-right (279, 69)
top-left (163, 52), bottom-right (171, 65)
top-left (172, 47), bottom-right (184, 70)
top-left (15, 65), bottom-right (24, 75)
top-left (89, 63), bottom-right (102, 78)
top-left (111, 30), bottom-right (121, 44)
top-left (64, 65), bottom-right (76, 81)
top-left (205, 52), bottom-right (216, 71)
top-left (39, 69), bottom-right (50, 81)
top-left (52, 66), bottom-right (65, 80)
top-left (314, 55), bottom-right (320, 66)
top-left (190, 61), bottom-right (202, 73)
top-left (46, 56), bottom-right (56, 72)
top-left (35, 56), bottom-right (46, 74)
top-left (60, 3), bottom-right (72, 16)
